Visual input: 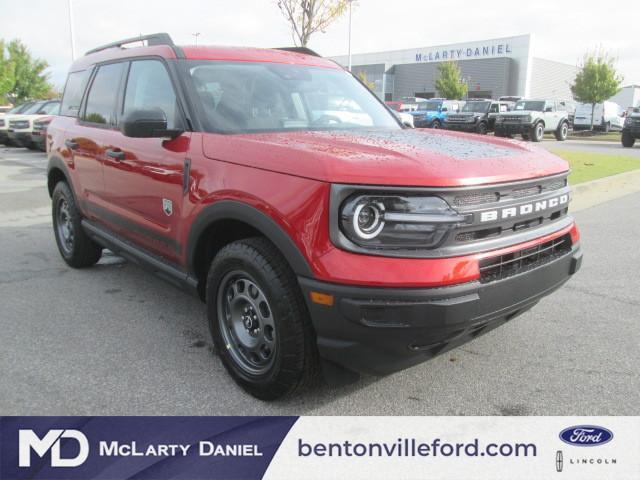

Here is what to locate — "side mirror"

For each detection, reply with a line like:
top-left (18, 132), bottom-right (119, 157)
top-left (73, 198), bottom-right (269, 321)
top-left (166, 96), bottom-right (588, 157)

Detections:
top-left (120, 108), bottom-right (181, 138)
top-left (545, 106), bottom-right (553, 112)
top-left (441, 107), bottom-right (448, 112)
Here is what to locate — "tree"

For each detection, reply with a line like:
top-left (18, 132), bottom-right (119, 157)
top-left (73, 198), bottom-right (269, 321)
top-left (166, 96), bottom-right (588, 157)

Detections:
top-left (277, 0), bottom-right (350, 47)
top-left (357, 71), bottom-right (375, 91)
top-left (571, 50), bottom-right (623, 130)
top-left (434, 61), bottom-right (467, 100)
top-left (0, 40), bottom-right (16, 103)
top-left (4, 39), bottom-right (53, 104)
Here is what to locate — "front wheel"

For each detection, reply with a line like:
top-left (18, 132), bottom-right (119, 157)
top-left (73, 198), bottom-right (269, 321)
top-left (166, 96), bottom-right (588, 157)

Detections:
top-left (622, 131), bottom-right (636, 148)
top-left (476, 122), bottom-right (488, 135)
top-left (52, 181), bottom-right (102, 268)
top-left (555, 121), bottom-right (569, 141)
top-left (431, 120), bottom-right (441, 129)
top-left (531, 122), bottom-right (545, 142)
top-left (206, 237), bottom-right (317, 400)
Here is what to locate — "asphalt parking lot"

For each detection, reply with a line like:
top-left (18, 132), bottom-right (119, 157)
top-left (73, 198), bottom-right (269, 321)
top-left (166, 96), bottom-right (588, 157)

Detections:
top-left (0, 146), bottom-right (638, 416)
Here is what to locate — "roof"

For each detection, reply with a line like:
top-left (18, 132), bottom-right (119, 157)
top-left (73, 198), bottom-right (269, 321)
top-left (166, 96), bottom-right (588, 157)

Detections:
top-left (71, 42), bottom-right (340, 72)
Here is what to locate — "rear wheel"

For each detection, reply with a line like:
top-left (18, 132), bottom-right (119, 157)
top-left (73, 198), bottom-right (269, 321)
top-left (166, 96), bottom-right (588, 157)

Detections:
top-left (52, 182), bottom-right (102, 268)
top-left (622, 131), bottom-right (636, 148)
top-left (531, 122), bottom-right (544, 142)
top-left (555, 121), bottom-right (569, 141)
top-left (206, 237), bottom-right (317, 400)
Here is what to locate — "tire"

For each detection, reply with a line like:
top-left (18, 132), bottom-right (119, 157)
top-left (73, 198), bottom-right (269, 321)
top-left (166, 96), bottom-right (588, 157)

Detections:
top-left (531, 122), bottom-right (544, 142)
top-left (52, 181), bottom-right (102, 268)
top-left (555, 121), bottom-right (569, 141)
top-left (431, 120), bottom-right (441, 129)
top-left (622, 131), bottom-right (636, 148)
top-left (476, 122), bottom-right (488, 135)
top-left (206, 237), bottom-right (317, 400)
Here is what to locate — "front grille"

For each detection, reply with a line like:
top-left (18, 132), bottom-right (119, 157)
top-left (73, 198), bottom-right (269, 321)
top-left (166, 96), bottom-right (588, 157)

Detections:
top-left (502, 116), bottom-right (523, 123)
top-left (479, 234), bottom-right (572, 283)
top-left (452, 176), bottom-right (567, 207)
top-left (454, 191), bottom-right (499, 206)
top-left (9, 120), bottom-right (29, 129)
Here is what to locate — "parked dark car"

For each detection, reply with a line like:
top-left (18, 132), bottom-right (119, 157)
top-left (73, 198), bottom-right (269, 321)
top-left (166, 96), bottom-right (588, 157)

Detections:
top-left (445, 100), bottom-right (511, 134)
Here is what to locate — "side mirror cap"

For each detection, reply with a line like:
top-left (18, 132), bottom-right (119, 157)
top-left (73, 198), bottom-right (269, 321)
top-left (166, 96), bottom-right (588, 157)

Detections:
top-left (120, 108), bottom-right (181, 138)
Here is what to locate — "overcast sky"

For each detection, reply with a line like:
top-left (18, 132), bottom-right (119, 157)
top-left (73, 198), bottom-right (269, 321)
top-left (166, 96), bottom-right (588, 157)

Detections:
top-left (1, 0), bottom-right (638, 89)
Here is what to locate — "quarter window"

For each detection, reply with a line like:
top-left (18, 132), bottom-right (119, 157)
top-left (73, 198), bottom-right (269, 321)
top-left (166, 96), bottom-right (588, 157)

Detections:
top-left (83, 63), bottom-right (125, 125)
top-left (123, 60), bottom-right (179, 129)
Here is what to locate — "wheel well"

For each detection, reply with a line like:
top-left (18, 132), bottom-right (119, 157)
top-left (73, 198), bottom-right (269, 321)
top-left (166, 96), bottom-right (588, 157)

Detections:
top-left (192, 219), bottom-right (263, 299)
top-left (47, 167), bottom-right (67, 197)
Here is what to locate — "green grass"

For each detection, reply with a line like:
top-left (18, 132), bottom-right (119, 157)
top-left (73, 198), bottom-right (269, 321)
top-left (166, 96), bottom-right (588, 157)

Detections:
top-left (551, 150), bottom-right (640, 184)
top-left (566, 132), bottom-right (621, 141)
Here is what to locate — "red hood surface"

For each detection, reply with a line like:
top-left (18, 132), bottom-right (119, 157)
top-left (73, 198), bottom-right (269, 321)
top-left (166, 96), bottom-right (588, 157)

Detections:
top-left (202, 128), bottom-right (569, 187)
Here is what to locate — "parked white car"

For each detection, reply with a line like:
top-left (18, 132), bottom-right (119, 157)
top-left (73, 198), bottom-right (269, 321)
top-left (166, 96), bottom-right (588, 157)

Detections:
top-left (573, 101), bottom-right (625, 132)
top-left (6, 100), bottom-right (60, 148)
top-left (0, 102), bottom-right (36, 145)
top-left (494, 99), bottom-right (571, 142)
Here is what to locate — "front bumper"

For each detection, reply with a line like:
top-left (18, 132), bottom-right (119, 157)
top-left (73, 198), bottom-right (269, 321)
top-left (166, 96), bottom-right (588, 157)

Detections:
top-left (446, 122), bottom-right (478, 132)
top-left (300, 243), bottom-right (582, 376)
top-left (414, 118), bottom-right (434, 128)
top-left (495, 123), bottom-right (532, 135)
top-left (622, 126), bottom-right (640, 138)
top-left (7, 130), bottom-right (31, 146)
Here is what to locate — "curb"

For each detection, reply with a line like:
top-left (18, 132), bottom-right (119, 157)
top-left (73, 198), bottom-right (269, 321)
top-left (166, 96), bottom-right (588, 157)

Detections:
top-left (571, 169), bottom-right (640, 212)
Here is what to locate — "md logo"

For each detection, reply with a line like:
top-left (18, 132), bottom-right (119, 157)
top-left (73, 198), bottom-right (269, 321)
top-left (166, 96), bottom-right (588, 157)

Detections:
top-left (19, 429), bottom-right (89, 467)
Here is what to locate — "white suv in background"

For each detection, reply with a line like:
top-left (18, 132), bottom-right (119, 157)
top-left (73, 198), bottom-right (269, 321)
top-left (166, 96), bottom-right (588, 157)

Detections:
top-left (494, 99), bottom-right (571, 142)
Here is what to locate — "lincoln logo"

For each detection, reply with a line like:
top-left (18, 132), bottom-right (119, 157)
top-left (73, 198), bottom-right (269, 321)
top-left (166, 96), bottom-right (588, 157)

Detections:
top-left (479, 194), bottom-right (569, 223)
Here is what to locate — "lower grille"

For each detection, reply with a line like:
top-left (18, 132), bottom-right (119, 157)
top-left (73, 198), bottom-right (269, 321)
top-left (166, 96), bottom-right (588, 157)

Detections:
top-left (479, 234), bottom-right (572, 283)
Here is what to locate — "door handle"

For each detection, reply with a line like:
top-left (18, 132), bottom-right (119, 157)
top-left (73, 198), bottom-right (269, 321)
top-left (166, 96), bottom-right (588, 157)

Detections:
top-left (106, 149), bottom-right (125, 161)
top-left (65, 139), bottom-right (79, 150)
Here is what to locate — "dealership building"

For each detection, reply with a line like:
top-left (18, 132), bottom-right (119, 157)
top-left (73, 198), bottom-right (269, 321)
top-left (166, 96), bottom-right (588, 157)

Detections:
top-left (331, 34), bottom-right (578, 102)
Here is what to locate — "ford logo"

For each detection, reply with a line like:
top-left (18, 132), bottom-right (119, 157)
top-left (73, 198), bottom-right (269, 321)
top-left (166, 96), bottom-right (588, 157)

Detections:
top-left (559, 426), bottom-right (613, 447)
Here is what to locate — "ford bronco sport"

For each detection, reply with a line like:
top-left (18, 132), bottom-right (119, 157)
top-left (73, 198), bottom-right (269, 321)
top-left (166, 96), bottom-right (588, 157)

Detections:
top-left (494, 99), bottom-right (570, 142)
top-left (48, 34), bottom-right (582, 400)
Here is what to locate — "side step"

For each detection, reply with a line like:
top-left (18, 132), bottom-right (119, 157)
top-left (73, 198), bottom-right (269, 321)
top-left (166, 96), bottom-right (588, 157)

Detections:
top-left (82, 219), bottom-right (199, 298)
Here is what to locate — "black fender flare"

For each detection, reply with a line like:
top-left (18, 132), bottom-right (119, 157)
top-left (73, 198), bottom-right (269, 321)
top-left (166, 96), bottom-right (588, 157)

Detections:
top-left (47, 155), bottom-right (78, 202)
top-left (186, 200), bottom-right (314, 278)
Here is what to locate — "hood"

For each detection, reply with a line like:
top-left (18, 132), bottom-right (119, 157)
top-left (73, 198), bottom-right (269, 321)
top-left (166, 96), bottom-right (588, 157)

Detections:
top-left (506, 110), bottom-right (540, 116)
top-left (9, 113), bottom-right (50, 121)
top-left (202, 128), bottom-right (569, 187)
top-left (410, 110), bottom-right (438, 117)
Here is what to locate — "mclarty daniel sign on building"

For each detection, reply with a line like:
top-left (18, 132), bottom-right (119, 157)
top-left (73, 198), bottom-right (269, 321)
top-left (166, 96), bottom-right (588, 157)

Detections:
top-left (415, 42), bottom-right (514, 62)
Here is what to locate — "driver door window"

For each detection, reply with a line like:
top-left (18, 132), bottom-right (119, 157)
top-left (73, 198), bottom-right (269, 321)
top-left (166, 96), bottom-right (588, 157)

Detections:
top-left (122, 60), bottom-right (179, 129)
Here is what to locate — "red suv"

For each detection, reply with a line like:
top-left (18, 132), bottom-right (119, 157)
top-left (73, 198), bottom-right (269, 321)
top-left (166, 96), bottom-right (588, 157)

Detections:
top-left (48, 34), bottom-right (582, 399)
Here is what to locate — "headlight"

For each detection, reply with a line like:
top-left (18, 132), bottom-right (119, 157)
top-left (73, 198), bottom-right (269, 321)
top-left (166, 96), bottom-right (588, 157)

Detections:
top-left (339, 194), bottom-right (468, 250)
top-left (524, 115), bottom-right (532, 123)
top-left (625, 117), bottom-right (632, 127)
top-left (496, 116), bottom-right (504, 123)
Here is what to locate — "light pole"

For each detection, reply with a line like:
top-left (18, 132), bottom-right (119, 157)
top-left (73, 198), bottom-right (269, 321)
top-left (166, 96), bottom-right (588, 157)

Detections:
top-left (68, 0), bottom-right (76, 60)
top-left (192, 32), bottom-right (201, 46)
top-left (347, 0), bottom-right (353, 71)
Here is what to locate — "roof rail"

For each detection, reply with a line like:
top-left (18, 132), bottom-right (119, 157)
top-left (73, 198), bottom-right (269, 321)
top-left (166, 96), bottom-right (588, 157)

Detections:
top-left (85, 32), bottom-right (176, 56)
top-left (274, 46), bottom-right (321, 57)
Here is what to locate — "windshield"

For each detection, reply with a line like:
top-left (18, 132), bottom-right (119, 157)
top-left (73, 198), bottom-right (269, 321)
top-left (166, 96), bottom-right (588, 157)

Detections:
top-left (22, 102), bottom-right (46, 115)
top-left (9, 103), bottom-right (32, 114)
top-left (416, 101), bottom-right (441, 111)
top-left (515, 100), bottom-right (545, 112)
top-left (462, 102), bottom-right (490, 113)
top-left (40, 101), bottom-right (60, 115)
top-left (187, 61), bottom-right (400, 133)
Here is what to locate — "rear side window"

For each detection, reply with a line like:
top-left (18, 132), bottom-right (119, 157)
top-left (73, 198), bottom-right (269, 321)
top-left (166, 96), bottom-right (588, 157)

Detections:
top-left (83, 63), bottom-right (125, 125)
top-left (122, 60), bottom-right (179, 129)
top-left (60, 70), bottom-right (91, 117)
